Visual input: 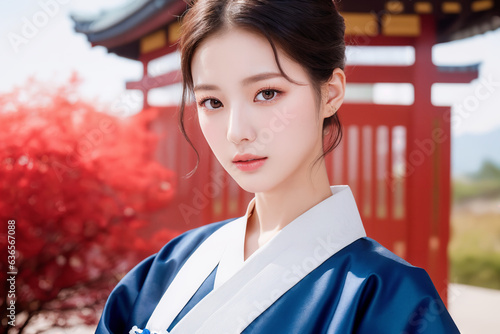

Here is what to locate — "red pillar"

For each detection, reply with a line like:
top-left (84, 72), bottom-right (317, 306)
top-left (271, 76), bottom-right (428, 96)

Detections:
top-left (407, 14), bottom-right (448, 302)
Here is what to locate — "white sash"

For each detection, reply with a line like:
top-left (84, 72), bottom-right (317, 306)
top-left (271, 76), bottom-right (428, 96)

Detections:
top-left (143, 185), bottom-right (366, 334)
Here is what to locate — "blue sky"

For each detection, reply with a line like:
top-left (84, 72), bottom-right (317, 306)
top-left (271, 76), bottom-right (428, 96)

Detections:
top-left (1, 0), bottom-right (500, 140)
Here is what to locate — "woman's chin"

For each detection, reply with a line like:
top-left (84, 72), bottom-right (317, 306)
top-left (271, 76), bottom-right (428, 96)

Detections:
top-left (231, 176), bottom-right (274, 195)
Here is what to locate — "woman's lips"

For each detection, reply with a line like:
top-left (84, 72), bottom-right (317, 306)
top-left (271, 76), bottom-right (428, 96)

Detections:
top-left (232, 157), bottom-right (267, 172)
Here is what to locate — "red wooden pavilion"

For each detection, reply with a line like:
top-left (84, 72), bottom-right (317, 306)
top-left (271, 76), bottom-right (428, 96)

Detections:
top-left (72, 0), bottom-right (500, 303)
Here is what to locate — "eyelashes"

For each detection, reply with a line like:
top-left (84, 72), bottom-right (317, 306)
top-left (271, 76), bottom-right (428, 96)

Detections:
top-left (198, 97), bottom-right (222, 110)
top-left (197, 86), bottom-right (283, 110)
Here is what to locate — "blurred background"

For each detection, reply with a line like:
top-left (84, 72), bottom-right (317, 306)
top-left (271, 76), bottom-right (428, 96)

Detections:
top-left (0, 0), bottom-right (499, 333)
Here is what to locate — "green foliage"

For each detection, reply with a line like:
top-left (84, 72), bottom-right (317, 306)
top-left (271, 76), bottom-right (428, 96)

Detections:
top-left (450, 160), bottom-right (500, 290)
top-left (472, 160), bottom-right (500, 180)
top-left (451, 252), bottom-right (500, 290)
top-left (449, 210), bottom-right (500, 290)
top-left (453, 179), bottom-right (500, 202)
top-left (453, 160), bottom-right (500, 202)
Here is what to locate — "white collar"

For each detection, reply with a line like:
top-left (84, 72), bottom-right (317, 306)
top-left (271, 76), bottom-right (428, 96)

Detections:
top-left (213, 185), bottom-right (364, 289)
top-left (213, 196), bottom-right (254, 290)
top-left (144, 185), bottom-right (366, 333)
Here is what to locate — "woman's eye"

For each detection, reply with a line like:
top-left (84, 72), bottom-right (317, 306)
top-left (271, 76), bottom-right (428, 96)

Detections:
top-left (200, 98), bottom-right (223, 110)
top-left (255, 89), bottom-right (278, 102)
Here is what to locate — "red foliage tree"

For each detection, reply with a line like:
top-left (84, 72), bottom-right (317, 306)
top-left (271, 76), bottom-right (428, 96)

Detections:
top-left (0, 75), bottom-right (177, 333)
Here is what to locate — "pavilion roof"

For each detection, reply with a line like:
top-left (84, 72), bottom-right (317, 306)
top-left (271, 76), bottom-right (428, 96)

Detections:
top-left (72, 0), bottom-right (500, 60)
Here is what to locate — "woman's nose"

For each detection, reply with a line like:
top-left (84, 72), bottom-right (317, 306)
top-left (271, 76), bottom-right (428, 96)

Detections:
top-left (226, 105), bottom-right (256, 144)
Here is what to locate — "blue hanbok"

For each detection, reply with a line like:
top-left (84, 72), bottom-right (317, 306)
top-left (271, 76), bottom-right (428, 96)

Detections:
top-left (96, 185), bottom-right (459, 334)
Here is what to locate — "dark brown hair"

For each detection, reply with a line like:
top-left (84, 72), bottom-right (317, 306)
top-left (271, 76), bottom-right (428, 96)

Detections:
top-left (178, 0), bottom-right (345, 176)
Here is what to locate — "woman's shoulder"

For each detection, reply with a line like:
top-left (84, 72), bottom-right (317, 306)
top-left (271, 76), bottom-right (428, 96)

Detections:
top-left (338, 237), bottom-right (446, 310)
top-left (334, 237), bottom-right (459, 333)
top-left (347, 237), bottom-right (419, 268)
top-left (341, 237), bottom-right (434, 285)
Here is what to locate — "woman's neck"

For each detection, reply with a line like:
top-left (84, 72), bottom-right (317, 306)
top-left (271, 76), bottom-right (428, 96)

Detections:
top-left (244, 161), bottom-right (332, 260)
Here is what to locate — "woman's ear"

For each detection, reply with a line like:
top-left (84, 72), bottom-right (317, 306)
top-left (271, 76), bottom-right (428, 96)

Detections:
top-left (321, 68), bottom-right (346, 120)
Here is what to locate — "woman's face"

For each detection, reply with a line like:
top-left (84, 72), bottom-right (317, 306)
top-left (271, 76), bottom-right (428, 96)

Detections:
top-left (191, 28), bottom-right (334, 194)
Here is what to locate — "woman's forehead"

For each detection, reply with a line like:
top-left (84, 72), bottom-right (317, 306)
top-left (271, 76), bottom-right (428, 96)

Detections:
top-left (191, 28), bottom-right (304, 89)
top-left (192, 29), bottom-right (277, 77)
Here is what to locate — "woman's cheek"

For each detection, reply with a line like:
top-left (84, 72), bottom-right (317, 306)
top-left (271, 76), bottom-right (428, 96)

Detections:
top-left (199, 114), bottom-right (221, 151)
top-left (283, 101), bottom-right (317, 138)
top-left (208, 123), bottom-right (233, 165)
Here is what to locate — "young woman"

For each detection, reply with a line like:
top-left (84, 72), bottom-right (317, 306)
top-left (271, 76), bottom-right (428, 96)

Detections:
top-left (96, 0), bottom-right (460, 333)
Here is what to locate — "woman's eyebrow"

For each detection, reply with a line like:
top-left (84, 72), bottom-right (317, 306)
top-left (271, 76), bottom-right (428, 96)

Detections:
top-left (193, 72), bottom-right (283, 92)
top-left (241, 72), bottom-right (283, 86)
